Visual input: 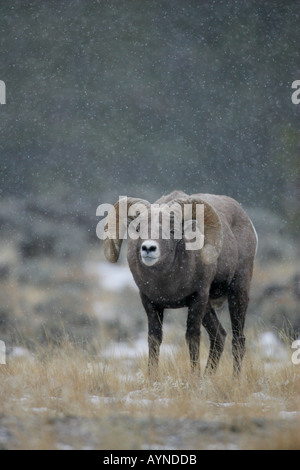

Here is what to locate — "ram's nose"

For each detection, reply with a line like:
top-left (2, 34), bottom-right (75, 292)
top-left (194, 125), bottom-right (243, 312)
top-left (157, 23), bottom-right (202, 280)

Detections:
top-left (140, 240), bottom-right (160, 266)
top-left (141, 241), bottom-right (158, 254)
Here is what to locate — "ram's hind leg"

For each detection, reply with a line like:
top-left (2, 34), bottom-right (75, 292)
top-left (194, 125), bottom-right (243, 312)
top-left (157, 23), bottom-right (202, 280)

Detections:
top-left (203, 305), bottom-right (227, 374)
top-left (228, 277), bottom-right (250, 376)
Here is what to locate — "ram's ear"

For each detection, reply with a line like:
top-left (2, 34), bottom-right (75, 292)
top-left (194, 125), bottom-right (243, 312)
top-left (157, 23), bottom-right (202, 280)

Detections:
top-left (103, 197), bottom-right (150, 263)
top-left (191, 199), bottom-right (223, 264)
top-left (174, 197), bottom-right (223, 264)
top-left (182, 219), bottom-right (205, 251)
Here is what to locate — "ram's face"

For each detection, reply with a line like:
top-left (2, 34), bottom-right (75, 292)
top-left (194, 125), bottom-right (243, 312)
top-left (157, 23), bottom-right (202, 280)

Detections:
top-left (128, 207), bottom-right (184, 267)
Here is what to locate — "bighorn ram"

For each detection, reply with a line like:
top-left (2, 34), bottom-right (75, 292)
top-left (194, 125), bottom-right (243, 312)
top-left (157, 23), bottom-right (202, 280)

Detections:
top-left (103, 190), bottom-right (257, 377)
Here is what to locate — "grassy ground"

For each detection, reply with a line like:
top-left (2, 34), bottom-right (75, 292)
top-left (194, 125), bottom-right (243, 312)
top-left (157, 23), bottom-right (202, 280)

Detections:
top-left (0, 231), bottom-right (299, 450)
top-left (0, 330), bottom-right (299, 450)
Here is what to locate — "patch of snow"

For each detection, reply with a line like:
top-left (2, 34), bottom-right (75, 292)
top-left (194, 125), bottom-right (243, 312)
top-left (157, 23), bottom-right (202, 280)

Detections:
top-left (257, 331), bottom-right (289, 361)
top-left (206, 401), bottom-right (247, 408)
top-left (101, 338), bottom-right (148, 359)
top-left (278, 411), bottom-right (299, 419)
top-left (89, 391), bottom-right (172, 409)
top-left (122, 392), bottom-right (172, 408)
top-left (85, 261), bottom-right (138, 292)
top-left (123, 396), bottom-right (154, 407)
top-left (56, 444), bottom-right (74, 450)
top-left (9, 347), bottom-right (33, 360)
top-left (32, 407), bottom-right (50, 413)
top-left (89, 395), bottom-right (116, 406)
top-left (101, 338), bottom-right (176, 360)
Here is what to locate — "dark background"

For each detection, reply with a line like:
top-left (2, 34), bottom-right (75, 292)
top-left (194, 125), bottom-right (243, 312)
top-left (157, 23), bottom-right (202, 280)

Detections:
top-left (1, 0), bottom-right (299, 228)
top-left (0, 1), bottom-right (299, 348)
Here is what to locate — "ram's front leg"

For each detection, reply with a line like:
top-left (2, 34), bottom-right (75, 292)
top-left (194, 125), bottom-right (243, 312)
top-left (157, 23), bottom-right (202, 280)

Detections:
top-left (141, 294), bottom-right (164, 379)
top-left (186, 295), bottom-right (209, 375)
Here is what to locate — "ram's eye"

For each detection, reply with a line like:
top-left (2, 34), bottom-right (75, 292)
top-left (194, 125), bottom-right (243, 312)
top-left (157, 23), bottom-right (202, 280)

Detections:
top-left (136, 225), bottom-right (140, 233)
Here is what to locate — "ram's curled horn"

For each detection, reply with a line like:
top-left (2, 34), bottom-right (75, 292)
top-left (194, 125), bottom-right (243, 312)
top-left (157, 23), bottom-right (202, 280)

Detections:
top-left (103, 197), bottom-right (150, 263)
top-left (174, 196), bottom-right (223, 264)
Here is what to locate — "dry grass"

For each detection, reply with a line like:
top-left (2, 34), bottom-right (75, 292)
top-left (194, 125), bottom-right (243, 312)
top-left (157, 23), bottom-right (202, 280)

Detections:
top-left (0, 330), bottom-right (299, 450)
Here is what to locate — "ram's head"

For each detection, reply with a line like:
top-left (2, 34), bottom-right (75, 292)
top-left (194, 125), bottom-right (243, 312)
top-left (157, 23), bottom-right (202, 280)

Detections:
top-left (103, 196), bottom-right (223, 266)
